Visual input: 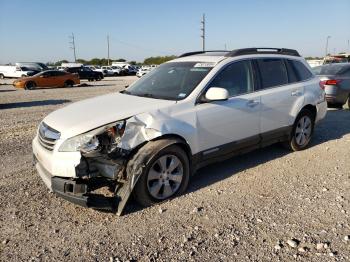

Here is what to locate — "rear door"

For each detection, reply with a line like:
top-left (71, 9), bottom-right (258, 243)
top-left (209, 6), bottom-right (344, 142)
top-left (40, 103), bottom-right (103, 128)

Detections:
top-left (255, 58), bottom-right (304, 140)
top-left (54, 71), bottom-right (68, 87)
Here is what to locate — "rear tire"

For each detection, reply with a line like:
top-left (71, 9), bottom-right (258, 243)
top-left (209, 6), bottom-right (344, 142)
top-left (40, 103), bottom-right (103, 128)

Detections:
top-left (25, 81), bottom-right (36, 90)
top-left (328, 102), bottom-right (343, 109)
top-left (132, 144), bottom-right (190, 207)
top-left (0, 74), bottom-right (4, 79)
top-left (64, 80), bottom-right (74, 87)
top-left (284, 109), bottom-right (315, 151)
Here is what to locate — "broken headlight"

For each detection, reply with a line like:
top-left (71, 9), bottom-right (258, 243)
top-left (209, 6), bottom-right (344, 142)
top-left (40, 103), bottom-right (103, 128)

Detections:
top-left (59, 121), bottom-right (125, 152)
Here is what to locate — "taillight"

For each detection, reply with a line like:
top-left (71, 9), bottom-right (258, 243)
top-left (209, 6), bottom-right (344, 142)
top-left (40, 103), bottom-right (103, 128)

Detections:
top-left (319, 79), bottom-right (341, 89)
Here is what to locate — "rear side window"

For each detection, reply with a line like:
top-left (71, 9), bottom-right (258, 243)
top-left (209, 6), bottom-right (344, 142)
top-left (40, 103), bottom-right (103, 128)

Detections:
top-left (290, 60), bottom-right (313, 81)
top-left (55, 71), bottom-right (66, 76)
top-left (257, 58), bottom-right (288, 89)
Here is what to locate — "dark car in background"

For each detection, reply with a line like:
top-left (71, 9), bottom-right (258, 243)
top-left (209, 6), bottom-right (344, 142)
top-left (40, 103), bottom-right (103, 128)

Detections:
top-left (65, 66), bottom-right (104, 81)
top-left (313, 63), bottom-right (350, 108)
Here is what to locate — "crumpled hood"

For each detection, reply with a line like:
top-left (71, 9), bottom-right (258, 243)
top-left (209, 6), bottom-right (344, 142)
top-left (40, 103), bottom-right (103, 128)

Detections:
top-left (43, 92), bottom-right (176, 138)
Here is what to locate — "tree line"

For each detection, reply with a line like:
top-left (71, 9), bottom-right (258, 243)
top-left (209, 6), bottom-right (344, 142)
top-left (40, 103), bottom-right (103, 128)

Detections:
top-left (49, 55), bottom-right (177, 66)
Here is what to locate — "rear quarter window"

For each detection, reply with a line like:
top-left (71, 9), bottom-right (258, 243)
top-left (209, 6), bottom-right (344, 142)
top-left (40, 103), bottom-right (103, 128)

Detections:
top-left (285, 60), bottom-right (299, 83)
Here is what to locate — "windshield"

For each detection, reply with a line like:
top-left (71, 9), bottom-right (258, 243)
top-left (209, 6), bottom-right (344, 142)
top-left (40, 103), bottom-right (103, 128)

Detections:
top-left (124, 62), bottom-right (213, 100)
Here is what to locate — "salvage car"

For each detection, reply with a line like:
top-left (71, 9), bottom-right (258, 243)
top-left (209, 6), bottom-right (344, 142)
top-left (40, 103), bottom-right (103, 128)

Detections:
top-left (13, 70), bottom-right (80, 90)
top-left (32, 48), bottom-right (327, 215)
top-left (313, 63), bottom-right (350, 108)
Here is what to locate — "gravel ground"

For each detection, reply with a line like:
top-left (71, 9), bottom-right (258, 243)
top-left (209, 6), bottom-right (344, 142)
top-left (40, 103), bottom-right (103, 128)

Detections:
top-left (0, 76), bottom-right (349, 261)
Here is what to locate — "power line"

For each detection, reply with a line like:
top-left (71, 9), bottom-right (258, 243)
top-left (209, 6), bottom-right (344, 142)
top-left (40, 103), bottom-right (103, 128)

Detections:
top-left (107, 34), bottom-right (110, 65)
top-left (69, 33), bottom-right (77, 62)
top-left (201, 14), bottom-right (205, 51)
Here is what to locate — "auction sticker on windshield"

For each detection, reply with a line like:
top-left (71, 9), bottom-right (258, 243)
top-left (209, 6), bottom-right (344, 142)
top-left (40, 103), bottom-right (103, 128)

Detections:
top-left (193, 62), bottom-right (216, 68)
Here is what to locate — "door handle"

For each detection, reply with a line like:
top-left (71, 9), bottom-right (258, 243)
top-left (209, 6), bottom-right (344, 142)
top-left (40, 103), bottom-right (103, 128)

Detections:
top-left (246, 100), bottom-right (260, 107)
top-left (291, 90), bottom-right (303, 96)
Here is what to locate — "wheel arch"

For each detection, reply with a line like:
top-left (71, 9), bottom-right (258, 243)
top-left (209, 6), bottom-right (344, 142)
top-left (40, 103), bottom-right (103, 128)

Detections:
top-left (128, 133), bottom-right (193, 166)
top-left (300, 104), bottom-right (317, 121)
top-left (126, 134), bottom-right (194, 189)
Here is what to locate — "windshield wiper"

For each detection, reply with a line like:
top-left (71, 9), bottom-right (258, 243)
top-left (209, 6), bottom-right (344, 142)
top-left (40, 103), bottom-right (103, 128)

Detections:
top-left (137, 93), bottom-right (156, 98)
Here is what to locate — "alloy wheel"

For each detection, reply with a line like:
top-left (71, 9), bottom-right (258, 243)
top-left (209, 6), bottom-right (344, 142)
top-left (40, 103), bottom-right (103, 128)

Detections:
top-left (147, 154), bottom-right (184, 200)
top-left (295, 116), bottom-right (312, 146)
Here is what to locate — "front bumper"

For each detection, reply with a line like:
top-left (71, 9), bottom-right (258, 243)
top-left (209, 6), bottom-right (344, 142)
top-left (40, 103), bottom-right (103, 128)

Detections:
top-left (32, 135), bottom-right (81, 179)
top-left (33, 135), bottom-right (131, 215)
top-left (33, 154), bottom-right (117, 211)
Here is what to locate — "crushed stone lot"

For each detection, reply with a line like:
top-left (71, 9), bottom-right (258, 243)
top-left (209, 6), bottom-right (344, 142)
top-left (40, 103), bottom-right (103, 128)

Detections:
top-left (0, 76), bottom-right (349, 261)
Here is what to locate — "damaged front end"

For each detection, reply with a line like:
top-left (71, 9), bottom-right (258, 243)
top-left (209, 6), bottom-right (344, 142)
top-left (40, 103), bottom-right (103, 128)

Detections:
top-left (53, 120), bottom-right (139, 215)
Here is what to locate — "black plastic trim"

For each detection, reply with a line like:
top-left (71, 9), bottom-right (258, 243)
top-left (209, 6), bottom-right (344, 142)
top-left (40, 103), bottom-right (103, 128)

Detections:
top-left (51, 177), bottom-right (116, 212)
top-left (179, 50), bottom-right (228, 58)
top-left (225, 48), bottom-right (300, 57)
top-left (192, 126), bottom-right (292, 171)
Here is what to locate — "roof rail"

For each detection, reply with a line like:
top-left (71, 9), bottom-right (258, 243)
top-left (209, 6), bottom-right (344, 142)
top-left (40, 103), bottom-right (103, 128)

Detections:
top-left (178, 50), bottom-right (228, 58)
top-left (225, 48), bottom-right (300, 57)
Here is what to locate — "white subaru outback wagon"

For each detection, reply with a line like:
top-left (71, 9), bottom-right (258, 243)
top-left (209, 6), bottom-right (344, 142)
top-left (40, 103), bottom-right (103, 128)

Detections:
top-left (33, 48), bottom-right (327, 214)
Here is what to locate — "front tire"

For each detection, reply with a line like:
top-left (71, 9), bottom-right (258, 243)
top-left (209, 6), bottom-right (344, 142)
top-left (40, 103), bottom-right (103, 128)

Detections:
top-left (285, 109), bottom-right (315, 151)
top-left (0, 74), bottom-right (4, 79)
top-left (133, 144), bottom-right (190, 207)
top-left (25, 81), bottom-right (36, 90)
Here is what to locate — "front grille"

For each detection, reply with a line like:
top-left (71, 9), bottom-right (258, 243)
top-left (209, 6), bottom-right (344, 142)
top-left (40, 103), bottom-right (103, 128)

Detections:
top-left (38, 122), bottom-right (60, 151)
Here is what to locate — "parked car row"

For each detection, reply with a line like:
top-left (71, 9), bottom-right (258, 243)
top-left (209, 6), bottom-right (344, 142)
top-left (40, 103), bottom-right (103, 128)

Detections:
top-left (57, 63), bottom-right (139, 76)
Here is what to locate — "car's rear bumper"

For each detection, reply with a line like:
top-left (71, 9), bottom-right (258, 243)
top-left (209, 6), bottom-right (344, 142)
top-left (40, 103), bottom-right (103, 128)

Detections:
top-left (316, 100), bottom-right (327, 123)
top-left (325, 95), bottom-right (345, 104)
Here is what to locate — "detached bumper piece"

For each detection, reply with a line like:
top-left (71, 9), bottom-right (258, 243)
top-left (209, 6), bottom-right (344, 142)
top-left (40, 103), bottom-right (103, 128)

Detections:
top-left (52, 177), bottom-right (118, 212)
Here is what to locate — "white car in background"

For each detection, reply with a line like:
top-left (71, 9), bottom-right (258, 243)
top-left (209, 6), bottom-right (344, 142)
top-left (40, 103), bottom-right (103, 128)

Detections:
top-left (136, 66), bottom-right (152, 77)
top-left (0, 65), bottom-right (35, 78)
top-left (100, 66), bottom-right (116, 76)
top-left (32, 48), bottom-right (327, 215)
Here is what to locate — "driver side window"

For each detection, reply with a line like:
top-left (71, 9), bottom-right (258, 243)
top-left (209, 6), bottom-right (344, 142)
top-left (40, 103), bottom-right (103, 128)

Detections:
top-left (209, 60), bottom-right (254, 97)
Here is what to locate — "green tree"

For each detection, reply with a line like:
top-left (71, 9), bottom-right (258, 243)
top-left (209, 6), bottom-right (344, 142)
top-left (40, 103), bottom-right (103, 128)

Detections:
top-left (76, 58), bottom-right (87, 64)
top-left (143, 56), bottom-right (177, 65)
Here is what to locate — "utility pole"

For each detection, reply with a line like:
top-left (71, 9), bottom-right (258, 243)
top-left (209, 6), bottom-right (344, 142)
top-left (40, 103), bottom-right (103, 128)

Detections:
top-left (348, 39), bottom-right (349, 53)
top-left (325, 35), bottom-right (331, 57)
top-left (69, 33), bottom-right (77, 62)
top-left (200, 14), bottom-right (205, 51)
top-left (107, 34), bottom-right (110, 66)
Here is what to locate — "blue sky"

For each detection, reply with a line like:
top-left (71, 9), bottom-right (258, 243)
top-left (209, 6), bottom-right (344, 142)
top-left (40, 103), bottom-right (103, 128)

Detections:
top-left (0, 0), bottom-right (349, 63)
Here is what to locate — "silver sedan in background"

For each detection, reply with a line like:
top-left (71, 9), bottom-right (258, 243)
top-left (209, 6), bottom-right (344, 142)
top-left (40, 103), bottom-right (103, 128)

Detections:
top-left (313, 63), bottom-right (350, 109)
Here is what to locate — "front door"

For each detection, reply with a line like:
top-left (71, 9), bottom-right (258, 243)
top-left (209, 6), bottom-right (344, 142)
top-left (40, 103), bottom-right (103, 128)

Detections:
top-left (195, 60), bottom-right (261, 160)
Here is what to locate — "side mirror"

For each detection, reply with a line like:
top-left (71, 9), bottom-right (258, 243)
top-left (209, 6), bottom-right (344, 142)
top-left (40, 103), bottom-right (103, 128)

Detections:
top-left (205, 87), bottom-right (229, 101)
